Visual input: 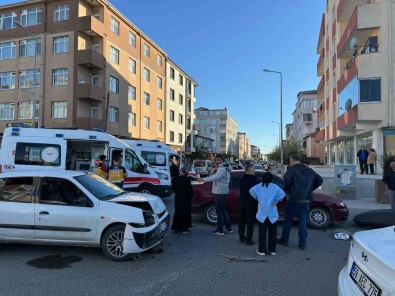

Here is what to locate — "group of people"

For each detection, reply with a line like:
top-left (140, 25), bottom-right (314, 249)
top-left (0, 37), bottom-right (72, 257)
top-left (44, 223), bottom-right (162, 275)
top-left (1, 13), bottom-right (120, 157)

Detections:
top-left (171, 153), bottom-right (323, 256)
top-left (94, 154), bottom-right (127, 188)
top-left (357, 146), bottom-right (377, 174)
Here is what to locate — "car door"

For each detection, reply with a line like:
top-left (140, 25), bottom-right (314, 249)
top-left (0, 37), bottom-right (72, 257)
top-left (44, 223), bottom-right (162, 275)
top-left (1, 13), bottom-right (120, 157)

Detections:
top-left (227, 173), bottom-right (241, 218)
top-left (34, 177), bottom-right (99, 242)
top-left (0, 176), bottom-right (36, 239)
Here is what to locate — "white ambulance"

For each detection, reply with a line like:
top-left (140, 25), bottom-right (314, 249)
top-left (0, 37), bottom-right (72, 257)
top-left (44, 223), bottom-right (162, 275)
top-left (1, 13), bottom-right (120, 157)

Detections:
top-left (0, 127), bottom-right (171, 197)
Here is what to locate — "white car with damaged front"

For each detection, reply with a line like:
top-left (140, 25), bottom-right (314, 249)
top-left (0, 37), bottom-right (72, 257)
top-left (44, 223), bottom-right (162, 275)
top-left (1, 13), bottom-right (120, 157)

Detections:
top-left (0, 171), bottom-right (170, 261)
top-left (338, 226), bottom-right (395, 296)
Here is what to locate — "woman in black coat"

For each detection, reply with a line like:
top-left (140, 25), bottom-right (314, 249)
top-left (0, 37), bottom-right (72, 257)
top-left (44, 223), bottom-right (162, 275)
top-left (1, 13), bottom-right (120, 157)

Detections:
top-left (171, 167), bottom-right (194, 233)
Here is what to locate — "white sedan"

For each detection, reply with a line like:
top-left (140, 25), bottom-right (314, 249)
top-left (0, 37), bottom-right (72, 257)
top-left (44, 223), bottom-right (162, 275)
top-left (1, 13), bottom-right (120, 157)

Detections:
top-left (0, 171), bottom-right (170, 261)
top-left (338, 226), bottom-right (395, 296)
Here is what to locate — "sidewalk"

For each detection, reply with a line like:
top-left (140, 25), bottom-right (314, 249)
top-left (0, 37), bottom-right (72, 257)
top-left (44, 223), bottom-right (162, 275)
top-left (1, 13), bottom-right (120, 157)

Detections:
top-left (309, 165), bottom-right (382, 179)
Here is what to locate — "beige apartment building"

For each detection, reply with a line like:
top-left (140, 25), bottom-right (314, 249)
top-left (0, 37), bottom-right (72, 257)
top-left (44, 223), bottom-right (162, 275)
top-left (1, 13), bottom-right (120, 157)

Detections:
top-left (237, 132), bottom-right (251, 160)
top-left (165, 58), bottom-right (198, 153)
top-left (316, 0), bottom-right (395, 171)
top-left (0, 0), bottom-right (167, 141)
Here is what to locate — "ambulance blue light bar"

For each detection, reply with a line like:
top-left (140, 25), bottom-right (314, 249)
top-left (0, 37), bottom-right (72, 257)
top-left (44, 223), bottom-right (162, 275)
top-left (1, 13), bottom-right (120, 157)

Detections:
top-left (89, 135), bottom-right (97, 139)
top-left (55, 134), bottom-right (64, 137)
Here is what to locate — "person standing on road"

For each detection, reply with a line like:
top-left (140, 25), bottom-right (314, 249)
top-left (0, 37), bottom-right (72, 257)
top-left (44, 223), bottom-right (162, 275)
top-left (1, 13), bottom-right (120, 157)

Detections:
top-left (199, 154), bottom-right (233, 236)
top-left (94, 154), bottom-right (109, 178)
top-left (367, 148), bottom-right (377, 175)
top-left (382, 161), bottom-right (395, 211)
top-left (277, 155), bottom-right (323, 250)
top-left (357, 146), bottom-right (369, 174)
top-left (171, 167), bottom-right (194, 233)
top-left (249, 172), bottom-right (285, 256)
top-left (107, 155), bottom-right (127, 189)
top-left (238, 164), bottom-right (259, 245)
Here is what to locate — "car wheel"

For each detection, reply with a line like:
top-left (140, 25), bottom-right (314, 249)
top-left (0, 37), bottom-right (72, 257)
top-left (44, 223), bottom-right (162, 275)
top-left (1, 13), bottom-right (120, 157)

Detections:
top-left (308, 207), bottom-right (331, 229)
top-left (101, 225), bottom-right (133, 261)
top-left (138, 185), bottom-right (155, 195)
top-left (203, 204), bottom-right (217, 225)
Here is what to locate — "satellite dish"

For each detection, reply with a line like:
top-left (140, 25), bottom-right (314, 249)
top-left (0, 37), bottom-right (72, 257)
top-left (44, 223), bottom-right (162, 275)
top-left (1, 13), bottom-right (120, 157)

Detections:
top-left (313, 107), bottom-right (317, 113)
top-left (350, 37), bottom-right (359, 51)
top-left (345, 99), bottom-right (352, 111)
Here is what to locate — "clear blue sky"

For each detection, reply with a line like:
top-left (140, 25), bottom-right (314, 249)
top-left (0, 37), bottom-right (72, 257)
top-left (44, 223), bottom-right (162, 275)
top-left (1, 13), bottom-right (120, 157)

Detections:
top-left (1, 0), bottom-right (326, 154)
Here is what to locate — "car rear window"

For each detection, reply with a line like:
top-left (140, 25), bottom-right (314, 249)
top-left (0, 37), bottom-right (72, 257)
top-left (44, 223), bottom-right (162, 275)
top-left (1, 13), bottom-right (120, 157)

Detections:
top-left (194, 160), bottom-right (206, 167)
top-left (0, 177), bottom-right (34, 203)
top-left (15, 143), bottom-right (61, 167)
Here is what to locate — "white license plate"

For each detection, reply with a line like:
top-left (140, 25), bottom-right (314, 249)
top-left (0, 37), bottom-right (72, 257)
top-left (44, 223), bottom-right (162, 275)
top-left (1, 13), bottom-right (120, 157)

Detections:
top-left (349, 262), bottom-right (381, 296)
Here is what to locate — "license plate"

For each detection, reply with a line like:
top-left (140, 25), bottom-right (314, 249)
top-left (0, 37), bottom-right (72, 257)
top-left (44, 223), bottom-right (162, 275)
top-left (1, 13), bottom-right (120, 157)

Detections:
top-left (349, 262), bottom-right (381, 296)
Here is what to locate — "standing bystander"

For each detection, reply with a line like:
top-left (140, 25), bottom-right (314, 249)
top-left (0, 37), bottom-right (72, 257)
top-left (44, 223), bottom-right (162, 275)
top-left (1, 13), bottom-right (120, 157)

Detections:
top-left (367, 148), bottom-right (377, 175)
top-left (107, 155), bottom-right (127, 189)
top-left (382, 161), bottom-right (395, 211)
top-left (357, 146), bottom-right (369, 174)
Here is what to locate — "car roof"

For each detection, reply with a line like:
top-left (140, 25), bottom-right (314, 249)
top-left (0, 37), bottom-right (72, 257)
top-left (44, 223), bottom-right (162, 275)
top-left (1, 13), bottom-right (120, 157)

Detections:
top-left (0, 170), bottom-right (89, 178)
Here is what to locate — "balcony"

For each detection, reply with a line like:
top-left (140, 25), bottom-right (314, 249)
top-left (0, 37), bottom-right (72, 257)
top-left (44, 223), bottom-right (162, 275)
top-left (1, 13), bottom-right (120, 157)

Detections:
top-left (317, 76), bottom-right (324, 99)
top-left (337, 105), bottom-right (358, 130)
top-left (75, 83), bottom-right (104, 102)
top-left (337, 56), bottom-right (358, 94)
top-left (76, 49), bottom-right (105, 69)
top-left (317, 14), bottom-right (325, 54)
top-left (317, 49), bottom-right (325, 76)
top-left (337, 0), bottom-right (370, 22)
top-left (314, 129), bottom-right (325, 143)
top-left (77, 15), bottom-right (104, 37)
top-left (75, 117), bottom-right (103, 130)
top-left (337, 4), bottom-right (381, 59)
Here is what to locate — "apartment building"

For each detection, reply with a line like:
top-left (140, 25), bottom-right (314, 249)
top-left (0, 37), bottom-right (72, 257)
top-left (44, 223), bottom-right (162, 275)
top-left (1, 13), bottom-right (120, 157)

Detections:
top-left (237, 132), bottom-right (251, 160)
top-left (194, 107), bottom-right (238, 155)
top-left (165, 58), bottom-right (198, 153)
top-left (317, 0), bottom-right (395, 170)
top-left (250, 145), bottom-right (261, 159)
top-left (0, 0), bottom-right (167, 141)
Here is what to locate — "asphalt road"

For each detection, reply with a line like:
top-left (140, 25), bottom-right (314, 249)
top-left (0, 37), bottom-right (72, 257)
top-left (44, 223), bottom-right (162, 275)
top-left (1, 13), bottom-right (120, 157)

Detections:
top-left (0, 195), bottom-right (373, 296)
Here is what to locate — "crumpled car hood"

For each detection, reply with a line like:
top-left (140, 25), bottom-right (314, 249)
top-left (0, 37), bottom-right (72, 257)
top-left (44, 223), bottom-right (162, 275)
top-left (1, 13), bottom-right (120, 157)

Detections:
top-left (108, 192), bottom-right (166, 214)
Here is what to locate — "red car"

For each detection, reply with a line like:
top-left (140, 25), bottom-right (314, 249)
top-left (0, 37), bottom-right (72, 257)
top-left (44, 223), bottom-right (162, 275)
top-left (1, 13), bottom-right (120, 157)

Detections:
top-left (192, 170), bottom-right (349, 229)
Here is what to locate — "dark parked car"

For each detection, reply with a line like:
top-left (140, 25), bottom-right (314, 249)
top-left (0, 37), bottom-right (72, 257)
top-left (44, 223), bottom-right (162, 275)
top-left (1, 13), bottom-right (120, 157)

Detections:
top-left (353, 209), bottom-right (395, 228)
top-left (192, 170), bottom-right (349, 229)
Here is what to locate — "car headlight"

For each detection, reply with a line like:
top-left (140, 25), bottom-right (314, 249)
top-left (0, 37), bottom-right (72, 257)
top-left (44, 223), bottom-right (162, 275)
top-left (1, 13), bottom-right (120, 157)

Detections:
top-left (155, 171), bottom-right (169, 180)
top-left (339, 201), bottom-right (347, 208)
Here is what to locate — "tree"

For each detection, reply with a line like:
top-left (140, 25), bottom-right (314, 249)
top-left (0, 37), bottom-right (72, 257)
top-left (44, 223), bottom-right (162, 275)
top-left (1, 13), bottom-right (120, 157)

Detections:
top-left (266, 136), bottom-right (302, 165)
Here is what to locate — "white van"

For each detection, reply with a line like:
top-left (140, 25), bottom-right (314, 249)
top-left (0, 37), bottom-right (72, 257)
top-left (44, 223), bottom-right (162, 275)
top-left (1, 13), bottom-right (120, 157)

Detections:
top-left (123, 139), bottom-right (199, 178)
top-left (193, 159), bottom-right (214, 177)
top-left (0, 127), bottom-right (171, 197)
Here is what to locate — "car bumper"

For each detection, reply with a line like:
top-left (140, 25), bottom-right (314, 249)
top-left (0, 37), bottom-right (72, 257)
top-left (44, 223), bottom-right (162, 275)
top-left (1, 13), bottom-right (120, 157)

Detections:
top-left (338, 265), bottom-right (352, 296)
top-left (155, 185), bottom-right (173, 198)
top-left (332, 208), bottom-right (349, 223)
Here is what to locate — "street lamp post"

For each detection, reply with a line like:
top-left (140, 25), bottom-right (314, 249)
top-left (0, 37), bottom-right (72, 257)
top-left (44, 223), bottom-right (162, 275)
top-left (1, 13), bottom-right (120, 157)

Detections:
top-left (271, 120), bottom-right (280, 147)
top-left (263, 69), bottom-right (284, 176)
top-left (272, 133), bottom-right (279, 147)
top-left (15, 21), bottom-right (38, 128)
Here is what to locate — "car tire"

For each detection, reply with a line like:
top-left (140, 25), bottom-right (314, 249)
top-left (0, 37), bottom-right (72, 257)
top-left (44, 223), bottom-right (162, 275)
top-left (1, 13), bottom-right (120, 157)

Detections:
top-left (308, 207), bottom-right (331, 229)
top-left (101, 225), bottom-right (133, 261)
top-left (138, 185), bottom-right (155, 195)
top-left (203, 204), bottom-right (217, 225)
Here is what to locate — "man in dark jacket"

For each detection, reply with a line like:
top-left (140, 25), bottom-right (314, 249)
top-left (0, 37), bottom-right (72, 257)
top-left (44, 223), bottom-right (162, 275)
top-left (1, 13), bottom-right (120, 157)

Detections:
top-left (238, 163), bottom-right (259, 245)
top-left (278, 155), bottom-right (323, 250)
top-left (357, 146), bottom-right (369, 174)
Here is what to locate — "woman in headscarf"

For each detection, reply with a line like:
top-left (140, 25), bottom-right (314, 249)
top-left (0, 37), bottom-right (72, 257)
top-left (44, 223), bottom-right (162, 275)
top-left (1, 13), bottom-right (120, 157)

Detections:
top-left (171, 166), bottom-right (194, 233)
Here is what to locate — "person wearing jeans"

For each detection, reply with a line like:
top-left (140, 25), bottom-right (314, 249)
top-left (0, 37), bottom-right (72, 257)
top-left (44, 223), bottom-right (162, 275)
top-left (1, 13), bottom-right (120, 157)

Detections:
top-left (281, 202), bottom-right (309, 247)
top-left (200, 154), bottom-right (233, 235)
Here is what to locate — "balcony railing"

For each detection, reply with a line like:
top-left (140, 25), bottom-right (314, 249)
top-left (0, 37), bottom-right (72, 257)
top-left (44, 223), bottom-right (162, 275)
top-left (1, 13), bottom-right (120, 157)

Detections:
top-left (337, 105), bottom-right (358, 130)
top-left (75, 117), bottom-right (103, 130)
top-left (337, 56), bottom-right (358, 94)
top-left (77, 15), bottom-right (104, 37)
top-left (317, 48), bottom-right (325, 76)
top-left (317, 76), bottom-right (324, 99)
top-left (317, 14), bottom-right (325, 54)
top-left (75, 83), bottom-right (104, 102)
top-left (76, 49), bottom-right (105, 69)
top-left (337, 0), bottom-right (369, 22)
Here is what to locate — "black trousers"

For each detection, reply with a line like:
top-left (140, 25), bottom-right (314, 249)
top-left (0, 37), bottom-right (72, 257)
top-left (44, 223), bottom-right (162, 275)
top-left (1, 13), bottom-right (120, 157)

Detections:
top-left (258, 218), bottom-right (277, 253)
top-left (238, 202), bottom-right (257, 243)
top-left (369, 164), bottom-right (375, 174)
top-left (359, 160), bottom-right (368, 174)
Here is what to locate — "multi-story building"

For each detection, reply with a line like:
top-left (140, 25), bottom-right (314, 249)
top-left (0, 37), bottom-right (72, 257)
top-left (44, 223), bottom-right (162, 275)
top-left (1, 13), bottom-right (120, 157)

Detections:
top-left (317, 0), bottom-right (395, 170)
top-left (184, 75), bottom-right (198, 154)
top-left (194, 107), bottom-right (238, 155)
top-left (285, 123), bottom-right (294, 140)
top-left (237, 132), bottom-right (250, 160)
top-left (250, 145), bottom-right (260, 159)
top-left (0, 0), bottom-right (186, 142)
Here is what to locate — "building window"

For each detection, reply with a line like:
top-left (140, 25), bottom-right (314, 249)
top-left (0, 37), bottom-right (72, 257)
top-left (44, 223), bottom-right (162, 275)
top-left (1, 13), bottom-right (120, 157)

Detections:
top-left (170, 131), bottom-right (174, 142)
top-left (144, 68), bottom-right (150, 82)
top-left (0, 12), bottom-right (17, 30)
top-left (18, 101), bottom-right (38, 120)
top-left (109, 106), bottom-right (119, 123)
top-left (91, 106), bottom-right (98, 118)
top-left (144, 116), bottom-right (150, 129)
top-left (179, 94), bottom-right (183, 105)
top-left (187, 98), bottom-right (191, 112)
top-left (19, 69), bottom-right (40, 88)
top-left (360, 78), bottom-right (381, 102)
top-left (110, 46), bottom-right (119, 64)
top-left (128, 85), bottom-right (136, 100)
top-left (128, 112), bottom-right (136, 127)
top-left (332, 71), bottom-right (336, 90)
top-left (157, 76), bottom-right (162, 89)
top-left (187, 116), bottom-right (191, 129)
top-left (143, 44), bottom-right (150, 57)
top-left (179, 74), bottom-right (183, 86)
top-left (187, 81), bottom-right (192, 95)
top-left (109, 76), bottom-right (119, 93)
top-left (362, 36), bottom-right (378, 54)
top-left (53, 36), bottom-right (68, 53)
top-left (0, 42), bottom-right (16, 60)
top-left (0, 103), bottom-right (15, 120)
top-left (51, 101), bottom-right (67, 118)
top-left (20, 38), bottom-right (41, 57)
top-left (54, 4), bottom-right (69, 22)
top-left (179, 133), bottom-right (183, 143)
top-left (170, 110), bottom-right (174, 122)
top-left (157, 98), bottom-right (162, 110)
top-left (52, 68), bottom-right (68, 86)
top-left (157, 55), bottom-right (162, 67)
top-left (0, 72), bottom-right (16, 89)
top-left (170, 89), bottom-right (175, 101)
top-left (21, 8), bottom-right (42, 27)
top-left (110, 17), bottom-right (119, 35)
top-left (128, 58), bottom-right (136, 73)
top-left (129, 32), bottom-right (136, 47)
top-left (303, 114), bottom-right (312, 122)
top-left (92, 43), bottom-right (99, 52)
top-left (143, 92), bottom-right (150, 105)
top-left (92, 72), bottom-right (99, 85)
top-left (157, 120), bottom-right (162, 132)
top-left (178, 114), bottom-right (183, 124)
top-left (170, 67), bottom-right (175, 79)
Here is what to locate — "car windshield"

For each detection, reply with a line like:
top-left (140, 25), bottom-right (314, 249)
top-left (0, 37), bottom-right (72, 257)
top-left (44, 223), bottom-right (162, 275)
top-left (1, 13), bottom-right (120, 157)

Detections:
top-left (194, 160), bottom-right (206, 167)
top-left (255, 165), bottom-right (263, 169)
top-left (74, 174), bottom-right (125, 201)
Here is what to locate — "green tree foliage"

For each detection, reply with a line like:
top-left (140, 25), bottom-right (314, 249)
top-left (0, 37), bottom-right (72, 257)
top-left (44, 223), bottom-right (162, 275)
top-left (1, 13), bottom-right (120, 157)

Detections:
top-left (266, 137), bottom-right (302, 165)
